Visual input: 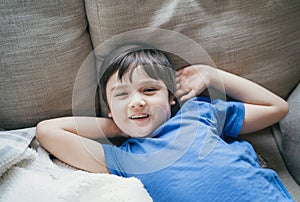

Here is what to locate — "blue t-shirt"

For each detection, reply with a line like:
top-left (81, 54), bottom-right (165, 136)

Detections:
top-left (103, 97), bottom-right (293, 201)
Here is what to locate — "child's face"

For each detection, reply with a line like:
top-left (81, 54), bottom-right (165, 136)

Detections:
top-left (106, 66), bottom-right (173, 138)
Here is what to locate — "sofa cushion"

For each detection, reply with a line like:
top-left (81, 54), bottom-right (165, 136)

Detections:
top-left (86, 0), bottom-right (300, 101)
top-left (0, 0), bottom-right (93, 129)
top-left (279, 83), bottom-right (300, 185)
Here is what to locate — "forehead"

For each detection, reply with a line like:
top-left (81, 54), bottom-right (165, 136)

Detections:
top-left (106, 66), bottom-right (164, 91)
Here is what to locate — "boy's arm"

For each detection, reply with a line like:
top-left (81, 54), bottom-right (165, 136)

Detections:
top-left (36, 116), bottom-right (123, 139)
top-left (35, 117), bottom-right (122, 173)
top-left (176, 65), bottom-right (288, 134)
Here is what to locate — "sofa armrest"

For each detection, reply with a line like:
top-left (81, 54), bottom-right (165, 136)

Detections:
top-left (277, 83), bottom-right (300, 185)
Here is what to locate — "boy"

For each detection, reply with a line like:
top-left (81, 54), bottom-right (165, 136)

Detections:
top-left (36, 44), bottom-right (293, 201)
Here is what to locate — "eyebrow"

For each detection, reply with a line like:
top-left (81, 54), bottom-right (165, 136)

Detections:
top-left (110, 80), bottom-right (162, 92)
top-left (110, 84), bottom-right (127, 92)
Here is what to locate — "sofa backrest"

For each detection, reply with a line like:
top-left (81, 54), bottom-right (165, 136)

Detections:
top-left (86, 0), bottom-right (299, 105)
top-left (0, 0), bottom-right (93, 129)
top-left (1, 0), bottom-right (299, 129)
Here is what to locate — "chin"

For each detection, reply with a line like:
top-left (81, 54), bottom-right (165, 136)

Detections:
top-left (126, 128), bottom-right (154, 138)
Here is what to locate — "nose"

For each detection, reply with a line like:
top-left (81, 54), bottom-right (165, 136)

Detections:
top-left (129, 92), bottom-right (146, 110)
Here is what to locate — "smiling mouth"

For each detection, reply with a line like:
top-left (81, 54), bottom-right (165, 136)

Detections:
top-left (128, 114), bottom-right (150, 120)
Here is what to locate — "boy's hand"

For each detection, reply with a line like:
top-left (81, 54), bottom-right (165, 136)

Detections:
top-left (175, 63), bottom-right (288, 134)
top-left (175, 65), bottom-right (211, 103)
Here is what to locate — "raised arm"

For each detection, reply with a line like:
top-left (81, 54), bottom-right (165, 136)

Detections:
top-left (175, 64), bottom-right (288, 134)
top-left (35, 117), bottom-right (122, 173)
top-left (37, 116), bottom-right (122, 139)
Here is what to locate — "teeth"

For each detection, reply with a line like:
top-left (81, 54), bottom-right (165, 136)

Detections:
top-left (129, 114), bottom-right (150, 119)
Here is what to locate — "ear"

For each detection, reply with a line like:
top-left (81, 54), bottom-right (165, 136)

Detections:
top-left (108, 112), bottom-right (112, 118)
top-left (169, 95), bottom-right (176, 105)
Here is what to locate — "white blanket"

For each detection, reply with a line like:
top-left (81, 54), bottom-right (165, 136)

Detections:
top-left (0, 128), bottom-right (152, 202)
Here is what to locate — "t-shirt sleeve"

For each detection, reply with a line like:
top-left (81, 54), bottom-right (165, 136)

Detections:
top-left (102, 143), bottom-right (153, 176)
top-left (102, 144), bottom-right (126, 176)
top-left (222, 101), bottom-right (245, 138)
top-left (211, 99), bottom-right (245, 139)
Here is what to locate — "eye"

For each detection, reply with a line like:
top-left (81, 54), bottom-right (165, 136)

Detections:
top-left (143, 87), bottom-right (159, 95)
top-left (114, 92), bottom-right (128, 97)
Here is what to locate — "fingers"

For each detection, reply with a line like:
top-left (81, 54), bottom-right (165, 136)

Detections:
top-left (176, 69), bottom-right (183, 76)
top-left (175, 75), bottom-right (207, 103)
top-left (175, 77), bottom-right (190, 98)
top-left (175, 81), bottom-right (195, 103)
top-left (175, 71), bottom-right (192, 100)
top-left (175, 88), bottom-right (196, 104)
top-left (180, 90), bottom-right (196, 103)
top-left (174, 88), bottom-right (186, 99)
top-left (175, 65), bottom-right (209, 102)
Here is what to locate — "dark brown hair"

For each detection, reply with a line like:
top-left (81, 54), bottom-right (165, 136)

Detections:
top-left (99, 44), bottom-right (176, 108)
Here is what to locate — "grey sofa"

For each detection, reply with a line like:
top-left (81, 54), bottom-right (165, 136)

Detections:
top-left (1, 0), bottom-right (299, 200)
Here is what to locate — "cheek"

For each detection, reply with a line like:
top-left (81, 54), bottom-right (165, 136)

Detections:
top-left (152, 105), bottom-right (171, 120)
top-left (110, 99), bottom-right (127, 116)
top-left (151, 98), bottom-right (172, 118)
top-left (110, 101), bottom-right (121, 111)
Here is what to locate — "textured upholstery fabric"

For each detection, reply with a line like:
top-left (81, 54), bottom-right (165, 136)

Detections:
top-left (243, 128), bottom-right (300, 199)
top-left (0, 0), bottom-right (93, 129)
top-left (279, 84), bottom-right (300, 185)
top-left (0, 0), bottom-right (299, 199)
top-left (84, 2), bottom-right (300, 196)
top-left (86, 0), bottom-right (300, 100)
